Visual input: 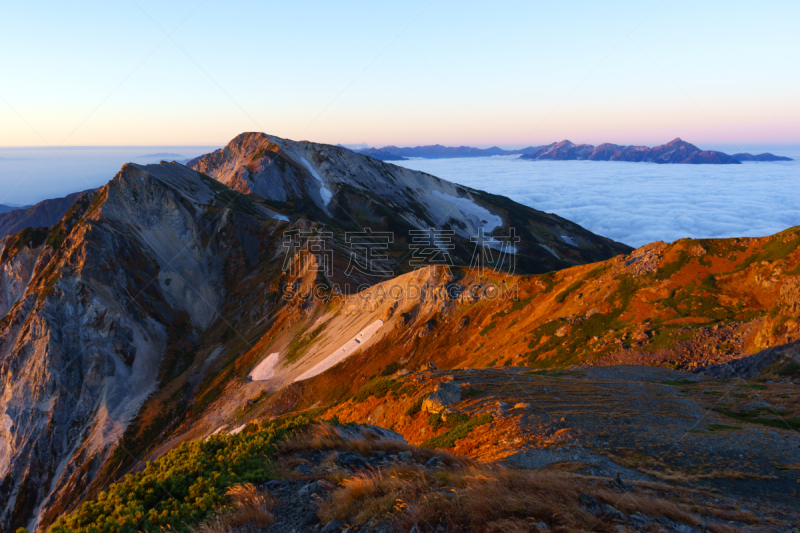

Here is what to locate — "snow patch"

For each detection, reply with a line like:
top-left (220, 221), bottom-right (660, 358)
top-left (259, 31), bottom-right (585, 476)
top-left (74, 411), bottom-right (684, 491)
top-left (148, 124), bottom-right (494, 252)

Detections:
top-left (250, 352), bottom-right (280, 381)
top-left (273, 214), bottom-right (290, 222)
top-left (205, 426), bottom-right (226, 441)
top-left (489, 241), bottom-right (518, 254)
top-left (228, 424), bottom-right (246, 435)
top-left (294, 320), bottom-right (384, 382)
top-left (538, 244), bottom-right (561, 259)
top-left (560, 235), bottom-right (577, 246)
top-left (298, 156), bottom-right (333, 206)
top-left (430, 190), bottom-right (503, 233)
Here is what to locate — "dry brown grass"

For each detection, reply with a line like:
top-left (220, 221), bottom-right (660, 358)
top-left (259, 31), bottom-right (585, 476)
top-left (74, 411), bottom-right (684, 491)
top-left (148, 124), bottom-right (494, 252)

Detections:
top-left (279, 423), bottom-right (468, 465)
top-left (316, 462), bottom-right (754, 533)
top-left (193, 483), bottom-right (275, 533)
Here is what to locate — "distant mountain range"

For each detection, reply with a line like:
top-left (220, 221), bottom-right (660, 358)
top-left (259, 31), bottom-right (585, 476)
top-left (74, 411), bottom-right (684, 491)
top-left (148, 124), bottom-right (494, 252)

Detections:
top-left (366, 144), bottom-right (526, 160)
top-left (134, 152), bottom-right (186, 160)
top-left (359, 138), bottom-right (793, 164)
top-left (0, 191), bottom-right (92, 239)
top-left (0, 204), bottom-right (28, 214)
top-left (519, 138), bottom-right (792, 164)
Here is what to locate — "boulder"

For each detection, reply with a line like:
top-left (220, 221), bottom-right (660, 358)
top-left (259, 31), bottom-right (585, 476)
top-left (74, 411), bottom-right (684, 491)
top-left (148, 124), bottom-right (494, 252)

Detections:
top-left (335, 451), bottom-right (367, 469)
top-left (321, 520), bottom-right (346, 533)
top-left (398, 451), bottom-right (414, 462)
top-left (426, 456), bottom-right (444, 468)
top-left (422, 381), bottom-right (463, 413)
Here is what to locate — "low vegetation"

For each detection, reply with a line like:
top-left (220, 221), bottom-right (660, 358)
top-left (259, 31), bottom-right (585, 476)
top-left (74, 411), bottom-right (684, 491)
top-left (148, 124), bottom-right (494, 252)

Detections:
top-left (47, 415), bottom-right (311, 533)
top-left (421, 412), bottom-right (494, 449)
top-left (351, 378), bottom-right (415, 404)
top-left (317, 460), bottom-right (746, 533)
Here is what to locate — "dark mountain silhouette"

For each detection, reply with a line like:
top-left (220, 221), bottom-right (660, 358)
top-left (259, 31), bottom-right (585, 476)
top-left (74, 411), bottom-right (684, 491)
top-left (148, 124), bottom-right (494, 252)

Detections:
top-left (731, 152), bottom-right (793, 162)
top-left (521, 138), bottom-right (741, 164)
top-left (0, 191), bottom-right (90, 239)
top-left (371, 138), bottom-right (792, 164)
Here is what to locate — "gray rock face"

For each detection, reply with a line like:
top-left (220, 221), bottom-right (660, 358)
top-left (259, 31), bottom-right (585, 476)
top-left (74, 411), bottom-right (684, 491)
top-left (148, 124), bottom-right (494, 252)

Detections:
top-left (188, 133), bottom-right (631, 275)
top-left (0, 162), bottom-right (281, 531)
top-left (422, 381), bottom-right (463, 414)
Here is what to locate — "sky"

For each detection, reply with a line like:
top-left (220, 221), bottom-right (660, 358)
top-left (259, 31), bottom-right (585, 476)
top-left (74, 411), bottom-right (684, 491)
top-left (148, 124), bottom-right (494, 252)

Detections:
top-left (1, 0), bottom-right (799, 151)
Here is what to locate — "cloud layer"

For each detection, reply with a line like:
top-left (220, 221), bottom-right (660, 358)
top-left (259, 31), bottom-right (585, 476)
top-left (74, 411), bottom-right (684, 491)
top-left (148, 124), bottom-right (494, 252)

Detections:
top-left (393, 155), bottom-right (800, 248)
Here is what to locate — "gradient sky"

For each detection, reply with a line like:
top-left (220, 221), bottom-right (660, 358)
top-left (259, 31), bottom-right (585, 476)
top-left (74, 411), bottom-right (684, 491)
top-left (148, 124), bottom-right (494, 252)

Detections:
top-left (1, 0), bottom-right (799, 149)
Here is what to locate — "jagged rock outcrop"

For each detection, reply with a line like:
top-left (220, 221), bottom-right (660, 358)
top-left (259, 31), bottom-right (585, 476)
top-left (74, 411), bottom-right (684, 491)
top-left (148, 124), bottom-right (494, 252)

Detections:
top-left (422, 381), bottom-right (463, 414)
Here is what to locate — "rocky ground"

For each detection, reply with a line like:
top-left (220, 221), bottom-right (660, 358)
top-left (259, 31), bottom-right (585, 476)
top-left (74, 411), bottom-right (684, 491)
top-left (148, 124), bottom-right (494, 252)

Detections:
top-left (207, 419), bottom-right (798, 533)
top-left (320, 365), bottom-right (800, 524)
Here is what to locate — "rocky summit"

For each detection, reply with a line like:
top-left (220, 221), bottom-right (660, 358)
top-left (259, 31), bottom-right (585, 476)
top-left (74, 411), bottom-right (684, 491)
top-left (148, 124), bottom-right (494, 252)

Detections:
top-left (0, 133), bottom-right (798, 533)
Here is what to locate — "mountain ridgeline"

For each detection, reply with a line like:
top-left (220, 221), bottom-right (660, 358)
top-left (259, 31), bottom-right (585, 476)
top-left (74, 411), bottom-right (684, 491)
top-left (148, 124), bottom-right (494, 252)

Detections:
top-left (360, 138), bottom-right (792, 164)
top-left (1, 132), bottom-right (798, 532)
top-left (0, 191), bottom-right (94, 240)
top-left (0, 132), bottom-right (631, 531)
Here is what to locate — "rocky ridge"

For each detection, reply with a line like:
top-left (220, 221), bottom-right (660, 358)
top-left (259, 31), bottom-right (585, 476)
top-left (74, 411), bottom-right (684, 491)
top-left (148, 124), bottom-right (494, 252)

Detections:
top-left (0, 133), bottom-right (631, 532)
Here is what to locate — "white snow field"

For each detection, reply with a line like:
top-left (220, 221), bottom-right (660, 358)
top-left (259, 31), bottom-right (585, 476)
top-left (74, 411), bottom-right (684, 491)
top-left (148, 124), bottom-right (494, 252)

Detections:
top-left (298, 156), bottom-right (333, 206)
top-left (294, 319), bottom-right (384, 382)
top-left (228, 424), bottom-right (246, 435)
top-left (393, 153), bottom-right (800, 248)
top-left (249, 352), bottom-right (280, 381)
top-left (430, 189), bottom-right (503, 233)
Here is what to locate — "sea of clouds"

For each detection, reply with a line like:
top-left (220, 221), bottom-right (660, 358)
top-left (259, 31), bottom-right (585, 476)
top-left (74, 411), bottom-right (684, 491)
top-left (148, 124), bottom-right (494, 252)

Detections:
top-left (0, 146), bottom-right (217, 206)
top-left (392, 154), bottom-right (800, 248)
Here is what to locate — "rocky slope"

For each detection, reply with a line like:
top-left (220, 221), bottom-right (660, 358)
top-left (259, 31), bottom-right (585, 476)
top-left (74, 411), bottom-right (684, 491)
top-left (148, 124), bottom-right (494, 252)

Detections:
top-left (0, 132), bottom-right (631, 532)
top-left (188, 132), bottom-right (630, 279)
top-left (231, 227), bottom-right (800, 401)
top-left (72, 225), bottom-right (797, 530)
top-left (0, 161), bottom-right (295, 531)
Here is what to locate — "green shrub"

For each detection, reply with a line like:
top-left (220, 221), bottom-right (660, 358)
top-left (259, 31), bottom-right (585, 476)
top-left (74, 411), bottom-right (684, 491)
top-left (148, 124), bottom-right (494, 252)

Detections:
top-left (351, 378), bottom-right (412, 403)
top-left (428, 411), bottom-right (470, 431)
top-left (421, 414), bottom-right (493, 449)
top-left (655, 251), bottom-right (690, 280)
top-left (404, 396), bottom-right (425, 416)
top-left (480, 320), bottom-right (497, 336)
top-left (48, 415), bottom-right (311, 533)
top-left (777, 362), bottom-right (800, 376)
top-left (555, 280), bottom-right (583, 303)
top-left (380, 362), bottom-right (401, 376)
top-left (712, 408), bottom-right (800, 431)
